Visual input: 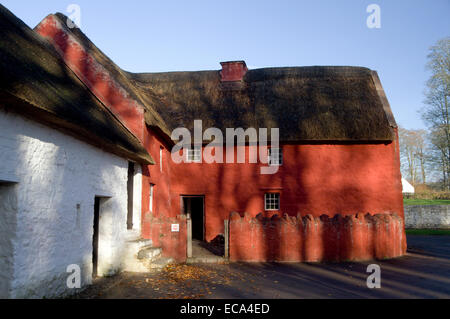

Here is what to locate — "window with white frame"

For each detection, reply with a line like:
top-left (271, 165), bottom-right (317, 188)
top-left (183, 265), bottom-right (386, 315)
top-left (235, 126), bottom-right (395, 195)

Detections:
top-left (268, 147), bottom-right (283, 166)
top-left (186, 147), bottom-right (201, 163)
top-left (265, 193), bottom-right (280, 211)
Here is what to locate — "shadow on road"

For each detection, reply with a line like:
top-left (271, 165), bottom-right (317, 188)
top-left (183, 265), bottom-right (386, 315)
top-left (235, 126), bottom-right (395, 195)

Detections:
top-left (71, 235), bottom-right (450, 299)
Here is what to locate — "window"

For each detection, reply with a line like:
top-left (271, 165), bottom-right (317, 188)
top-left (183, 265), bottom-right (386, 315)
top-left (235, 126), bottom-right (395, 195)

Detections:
top-left (186, 147), bottom-right (201, 163)
top-left (268, 148), bottom-right (283, 166)
top-left (265, 193), bottom-right (280, 211)
top-left (149, 184), bottom-right (155, 213)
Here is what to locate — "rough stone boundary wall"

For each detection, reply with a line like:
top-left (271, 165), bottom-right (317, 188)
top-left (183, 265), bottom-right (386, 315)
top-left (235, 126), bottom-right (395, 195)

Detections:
top-left (145, 214), bottom-right (187, 262)
top-left (229, 212), bottom-right (406, 262)
top-left (405, 205), bottom-right (450, 229)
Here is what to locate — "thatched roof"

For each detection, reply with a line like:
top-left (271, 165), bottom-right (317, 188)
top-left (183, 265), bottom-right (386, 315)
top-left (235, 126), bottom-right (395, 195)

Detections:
top-left (48, 13), bottom-right (171, 137)
top-left (127, 67), bottom-right (397, 143)
top-left (0, 5), bottom-right (153, 164)
top-left (37, 12), bottom-right (397, 144)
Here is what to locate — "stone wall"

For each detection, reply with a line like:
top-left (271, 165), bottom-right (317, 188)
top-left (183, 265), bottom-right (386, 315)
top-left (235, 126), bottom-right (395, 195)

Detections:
top-left (144, 214), bottom-right (187, 262)
top-left (404, 205), bottom-right (450, 229)
top-left (229, 212), bottom-right (407, 262)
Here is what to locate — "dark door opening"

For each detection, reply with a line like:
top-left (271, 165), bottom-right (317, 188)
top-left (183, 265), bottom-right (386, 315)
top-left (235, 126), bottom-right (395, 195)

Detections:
top-left (92, 197), bottom-right (100, 278)
top-left (182, 196), bottom-right (204, 241)
top-left (126, 161), bottom-right (135, 230)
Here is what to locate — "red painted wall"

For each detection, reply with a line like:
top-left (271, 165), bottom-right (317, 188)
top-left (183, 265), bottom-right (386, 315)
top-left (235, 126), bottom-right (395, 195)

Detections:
top-left (141, 127), bottom-right (191, 260)
top-left (229, 212), bottom-right (406, 262)
top-left (144, 214), bottom-right (187, 262)
top-left (145, 134), bottom-right (404, 240)
top-left (142, 127), bottom-right (405, 262)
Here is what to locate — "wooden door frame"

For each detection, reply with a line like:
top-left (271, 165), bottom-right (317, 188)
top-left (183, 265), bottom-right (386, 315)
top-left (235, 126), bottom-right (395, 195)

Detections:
top-left (180, 195), bottom-right (205, 258)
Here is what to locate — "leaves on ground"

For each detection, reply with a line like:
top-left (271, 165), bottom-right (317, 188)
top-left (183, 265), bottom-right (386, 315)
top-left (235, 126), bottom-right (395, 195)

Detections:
top-left (71, 263), bottom-right (260, 299)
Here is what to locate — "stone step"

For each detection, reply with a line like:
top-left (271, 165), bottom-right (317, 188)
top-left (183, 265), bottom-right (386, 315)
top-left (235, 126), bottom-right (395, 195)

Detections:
top-left (186, 256), bottom-right (228, 264)
top-left (148, 257), bottom-right (174, 270)
top-left (122, 238), bottom-right (155, 273)
top-left (138, 247), bottom-right (162, 260)
top-left (127, 238), bottom-right (153, 249)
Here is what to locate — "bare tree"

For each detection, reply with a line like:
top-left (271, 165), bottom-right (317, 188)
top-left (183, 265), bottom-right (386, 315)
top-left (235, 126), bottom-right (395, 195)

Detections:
top-left (420, 37), bottom-right (450, 189)
top-left (429, 126), bottom-right (450, 187)
top-left (415, 129), bottom-right (428, 184)
top-left (399, 127), bottom-right (419, 184)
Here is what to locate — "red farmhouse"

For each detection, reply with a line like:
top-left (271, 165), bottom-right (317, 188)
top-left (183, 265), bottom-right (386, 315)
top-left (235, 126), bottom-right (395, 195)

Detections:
top-left (35, 13), bottom-right (406, 263)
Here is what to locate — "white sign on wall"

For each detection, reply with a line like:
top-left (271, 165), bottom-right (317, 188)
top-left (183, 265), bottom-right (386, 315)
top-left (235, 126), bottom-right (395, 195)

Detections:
top-left (171, 224), bottom-right (180, 232)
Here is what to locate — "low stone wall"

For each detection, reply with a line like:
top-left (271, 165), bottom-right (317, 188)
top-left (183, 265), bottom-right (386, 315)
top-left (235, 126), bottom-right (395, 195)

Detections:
top-left (404, 205), bottom-right (450, 229)
top-left (229, 212), bottom-right (406, 262)
top-left (143, 214), bottom-right (187, 262)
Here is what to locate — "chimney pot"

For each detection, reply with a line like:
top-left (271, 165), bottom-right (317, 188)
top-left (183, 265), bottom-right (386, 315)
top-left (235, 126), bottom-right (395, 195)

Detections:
top-left (220, 61), bottom-right (248, 82)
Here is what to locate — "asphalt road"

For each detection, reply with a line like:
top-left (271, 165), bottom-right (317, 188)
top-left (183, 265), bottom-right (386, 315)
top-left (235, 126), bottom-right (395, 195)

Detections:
top-left (72, 235), bottom-right (450, 299)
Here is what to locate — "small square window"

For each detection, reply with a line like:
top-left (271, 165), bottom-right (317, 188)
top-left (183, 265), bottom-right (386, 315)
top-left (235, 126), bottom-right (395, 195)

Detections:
top-left (186, 148), bottom-right (201, 163)
top-left (265, 193), bottom-right (280, 211)
top-left (268, 148), bottom-right (283, 166)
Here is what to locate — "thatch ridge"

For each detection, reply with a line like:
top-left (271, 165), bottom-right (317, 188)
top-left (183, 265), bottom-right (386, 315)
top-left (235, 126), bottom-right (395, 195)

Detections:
top-left (126, 66), bottom-right (396, 142)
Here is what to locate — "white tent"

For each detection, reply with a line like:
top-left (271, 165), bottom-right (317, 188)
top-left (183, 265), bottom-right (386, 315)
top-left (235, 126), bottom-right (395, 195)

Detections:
top-left (402, 178), bottom-right (415, 194)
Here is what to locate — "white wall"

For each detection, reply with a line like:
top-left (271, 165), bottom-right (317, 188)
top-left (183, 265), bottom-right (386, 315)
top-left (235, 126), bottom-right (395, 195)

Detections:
top-left (0, 110), bottom-right (140, 298)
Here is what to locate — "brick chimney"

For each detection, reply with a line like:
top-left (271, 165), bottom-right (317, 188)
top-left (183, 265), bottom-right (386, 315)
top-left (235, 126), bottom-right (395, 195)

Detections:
top-left (220, 61), bottom-right (248, 82)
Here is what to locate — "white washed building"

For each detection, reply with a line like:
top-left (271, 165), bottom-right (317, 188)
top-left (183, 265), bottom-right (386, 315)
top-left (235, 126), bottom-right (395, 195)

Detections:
top-left (0, 6), bottom-right (153, 298)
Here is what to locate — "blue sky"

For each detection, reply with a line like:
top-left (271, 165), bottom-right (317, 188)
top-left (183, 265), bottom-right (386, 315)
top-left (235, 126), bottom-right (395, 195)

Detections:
top-left (2, 0), bottom-right (449, 129)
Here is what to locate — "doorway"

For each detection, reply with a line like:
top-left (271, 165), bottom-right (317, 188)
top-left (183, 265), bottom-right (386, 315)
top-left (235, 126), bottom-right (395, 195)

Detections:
top-left (0, 182), bottom-right (17, 298)
top-left (92, 197), bottom-right (100, 278)
top-left (182, 196), bottom-right (204, 241)
top-left (182, 196), bottom-right (225, 261)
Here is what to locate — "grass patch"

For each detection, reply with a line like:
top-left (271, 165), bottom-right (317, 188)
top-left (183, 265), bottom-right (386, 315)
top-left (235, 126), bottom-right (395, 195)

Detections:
top-left (403, 198), bottom-right (450, 206)
top-left (406, 229), bottom-right (450, 236)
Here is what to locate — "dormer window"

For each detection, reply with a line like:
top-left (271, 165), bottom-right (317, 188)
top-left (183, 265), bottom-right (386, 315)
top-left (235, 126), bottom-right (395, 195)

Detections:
top-left (268, 148), bottom-right (283, 166)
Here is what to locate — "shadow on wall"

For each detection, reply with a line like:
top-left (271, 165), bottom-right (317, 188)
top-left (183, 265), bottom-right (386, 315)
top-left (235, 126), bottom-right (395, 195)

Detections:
top-left (229, 212), bottom-right (407, 262)
top-left (0, 37), bottom-right (132, 297)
